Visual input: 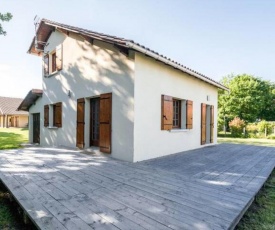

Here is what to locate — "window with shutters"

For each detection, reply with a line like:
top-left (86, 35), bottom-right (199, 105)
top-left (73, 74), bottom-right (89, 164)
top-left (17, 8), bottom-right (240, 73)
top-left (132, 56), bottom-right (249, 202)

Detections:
top-left (53, 102), bottom-right (62, 127)
top-left (161, 95), bottom-right (193, 130)
top-left (43, 45), bottom-right (62, 77)
top-left (44, 105), bottom-right (49, 127)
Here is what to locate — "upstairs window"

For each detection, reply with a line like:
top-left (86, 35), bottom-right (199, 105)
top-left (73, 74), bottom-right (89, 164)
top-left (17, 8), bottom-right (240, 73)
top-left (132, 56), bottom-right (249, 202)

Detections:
top-left (161, 95), bottom-right (193, 130)
top-left (43, 44), bottom-right (63, 77)
top-left (53, 102), bottom-right (62, 127)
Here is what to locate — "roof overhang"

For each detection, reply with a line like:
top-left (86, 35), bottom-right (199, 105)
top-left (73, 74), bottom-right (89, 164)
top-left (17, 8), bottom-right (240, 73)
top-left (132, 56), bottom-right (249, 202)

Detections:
top-left (17, 89), bottom-right (43, 111)
top-left (28, 19), bottom-right (229, 91)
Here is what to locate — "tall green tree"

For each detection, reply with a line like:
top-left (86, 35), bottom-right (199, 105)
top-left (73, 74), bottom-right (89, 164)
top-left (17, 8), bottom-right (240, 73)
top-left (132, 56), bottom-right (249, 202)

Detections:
top-left (0, 12), bottom-right (12, 36)
top-left (218, 74), bottom-right (275, 129)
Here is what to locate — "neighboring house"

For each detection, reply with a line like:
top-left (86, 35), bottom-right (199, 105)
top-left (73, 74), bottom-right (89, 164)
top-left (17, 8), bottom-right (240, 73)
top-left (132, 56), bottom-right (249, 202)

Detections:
top-left (0, 96), bottom-right (29, 128)
top-left (18, 19), bottom-right (228, 162)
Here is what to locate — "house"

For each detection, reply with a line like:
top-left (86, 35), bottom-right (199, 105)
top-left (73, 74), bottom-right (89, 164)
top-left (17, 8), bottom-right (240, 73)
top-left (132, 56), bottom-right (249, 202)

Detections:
top-left (18, 19), bottom-right (228, 162)
top-left (0, 96), bottom-right (29, 128)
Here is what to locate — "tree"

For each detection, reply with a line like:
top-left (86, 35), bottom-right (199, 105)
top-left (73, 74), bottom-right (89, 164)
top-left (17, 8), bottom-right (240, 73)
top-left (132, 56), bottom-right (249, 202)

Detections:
top-left (0, 12), bottom-right (12, 36)
top-left (218, 74), bottom-right (275, 129)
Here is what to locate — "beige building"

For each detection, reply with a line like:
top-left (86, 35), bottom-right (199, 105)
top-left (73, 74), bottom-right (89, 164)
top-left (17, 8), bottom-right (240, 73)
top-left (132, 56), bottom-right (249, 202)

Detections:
top-left (0, 96), bottom-right (28, 128)
top-left (19, 19), bottom-right (227, 162)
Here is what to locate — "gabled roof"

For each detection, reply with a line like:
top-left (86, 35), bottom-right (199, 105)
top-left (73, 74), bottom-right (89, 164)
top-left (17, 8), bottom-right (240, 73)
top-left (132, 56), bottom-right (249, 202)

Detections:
top-left (28, 19), bottom-right (228, 90)
top-left (0, 96), bottom-right (28, 115)
top-left (17, 89), bottom-right (43, 111)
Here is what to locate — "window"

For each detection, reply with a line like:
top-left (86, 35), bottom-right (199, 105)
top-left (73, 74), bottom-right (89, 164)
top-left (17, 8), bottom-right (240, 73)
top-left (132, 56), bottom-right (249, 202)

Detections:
top-left (44, 105), bottom-right (49, 127)
top-left (53, 102), bottom-right (62, 127)
top-left (173, 99), bottom-right (181, 128)
top-left (52, 52), bottom-right (56, 72)
top-left (161, 95), bottom-right (193, 130)
top-left (43, 44), bottom-right (63, 77)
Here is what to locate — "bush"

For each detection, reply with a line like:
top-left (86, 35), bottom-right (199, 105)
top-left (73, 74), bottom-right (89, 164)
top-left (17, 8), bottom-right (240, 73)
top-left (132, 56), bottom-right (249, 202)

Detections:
top-left (229, 117), bottom-right (245, 137)
top-left (267, 134), bottom-right (275, 139)
top-left (246, 123), bottom-right (258, 134)
top-left (257, 120), bottom-right (273, 136)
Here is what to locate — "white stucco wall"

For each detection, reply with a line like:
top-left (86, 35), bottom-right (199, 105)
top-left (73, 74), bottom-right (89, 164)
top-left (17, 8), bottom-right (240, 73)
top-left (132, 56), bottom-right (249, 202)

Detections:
top-left (133, 53), bottom-right (218, 162)
top-left (30, 30), bottom-right (135, 162)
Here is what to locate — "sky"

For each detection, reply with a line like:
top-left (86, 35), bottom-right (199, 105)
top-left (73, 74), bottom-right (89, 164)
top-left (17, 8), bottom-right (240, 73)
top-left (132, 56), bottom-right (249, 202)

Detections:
top-left (1, 0), bottom-right (275, 98)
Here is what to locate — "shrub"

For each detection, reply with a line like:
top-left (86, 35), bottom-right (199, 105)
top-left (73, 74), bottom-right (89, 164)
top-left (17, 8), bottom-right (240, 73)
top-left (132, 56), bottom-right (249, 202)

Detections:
top-left (229, 117), bottom-right (245, 137)
top-left (257, 120), bottom-right (273, 136)
top-left (246, 123), bottom-right (258, 134)
top-left (267, 134), bottom-right (275, 139)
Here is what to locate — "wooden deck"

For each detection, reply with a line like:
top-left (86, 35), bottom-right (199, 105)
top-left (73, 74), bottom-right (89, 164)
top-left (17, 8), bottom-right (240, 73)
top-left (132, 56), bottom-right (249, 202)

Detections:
top-left (0, 144), bottom-right (274, 230)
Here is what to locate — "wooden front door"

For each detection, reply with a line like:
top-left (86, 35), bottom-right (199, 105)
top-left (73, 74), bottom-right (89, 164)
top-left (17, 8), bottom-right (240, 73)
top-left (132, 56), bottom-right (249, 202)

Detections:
top-left (99, 93), bottom-right (112, 153)
top-left (90, 98), bottom-right (100, 146)
top-left (33, 113), bottom-right (40, 144)
top-left (201, 103), bottom-right (206, 145)
top-left (76, 98), bottom-right (85, 148)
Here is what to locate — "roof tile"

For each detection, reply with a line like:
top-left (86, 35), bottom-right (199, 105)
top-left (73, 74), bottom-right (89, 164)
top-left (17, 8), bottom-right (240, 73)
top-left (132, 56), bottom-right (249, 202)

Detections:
top-left (0, 97), bottom-right (28, 115)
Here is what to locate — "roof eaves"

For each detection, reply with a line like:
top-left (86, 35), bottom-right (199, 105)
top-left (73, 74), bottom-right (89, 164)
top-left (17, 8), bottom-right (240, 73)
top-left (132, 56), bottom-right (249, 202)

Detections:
top-left (17, 89), bottom-right (43, 111)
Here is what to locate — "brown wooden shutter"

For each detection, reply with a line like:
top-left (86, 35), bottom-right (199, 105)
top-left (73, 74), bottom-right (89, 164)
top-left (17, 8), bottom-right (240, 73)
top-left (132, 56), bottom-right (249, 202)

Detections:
top-left (76, 98), bottom-right (85, 148)
top-left (44, 105), bottom-right (49, 127)
top-left (210, 105), bottom-right (214, 143)
top-left (56, 45), bottom-right (63, 71)
top-left (54, 102), bottom-right (62, 127)
top-left (186, 100), bottom-right (193, 129)
top-left (99, 93), bottom-right (112, 153)
top-left (201, 103), bottom-right (207, 145)
top-left (161, 95), bottom-right (173, 130)
top-left (43, 54), bottom-right (49, 76)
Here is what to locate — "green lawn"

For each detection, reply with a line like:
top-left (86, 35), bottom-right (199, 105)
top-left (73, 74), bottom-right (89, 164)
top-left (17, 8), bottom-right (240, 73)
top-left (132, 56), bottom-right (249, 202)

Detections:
top-left (0, 128), bottom-right (29, 150)
top-left (218, 137), bottom-right (275, 147)
top-left (237, 170), bottom-right (275, 230)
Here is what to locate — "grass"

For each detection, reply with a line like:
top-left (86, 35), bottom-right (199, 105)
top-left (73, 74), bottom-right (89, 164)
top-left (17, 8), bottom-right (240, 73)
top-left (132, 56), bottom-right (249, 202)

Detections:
top-left (0, 128), bottom-right (28, 150)
top-left (218, 137), bottom-right (275, 147)
top-left (0, 182), bottom-right (37, 230)
top-left (237, 170), bottom-right (275, 230)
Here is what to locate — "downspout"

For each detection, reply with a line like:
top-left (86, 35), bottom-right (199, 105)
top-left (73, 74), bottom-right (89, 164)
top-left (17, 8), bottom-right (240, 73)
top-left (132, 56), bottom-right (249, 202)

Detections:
top-left (126, 42), bottom-right (228, 91)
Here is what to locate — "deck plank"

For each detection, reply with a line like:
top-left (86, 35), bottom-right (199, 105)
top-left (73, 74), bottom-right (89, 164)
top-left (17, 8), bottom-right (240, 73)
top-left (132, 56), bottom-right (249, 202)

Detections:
top-left (0, 144), bottom-right (274, 230)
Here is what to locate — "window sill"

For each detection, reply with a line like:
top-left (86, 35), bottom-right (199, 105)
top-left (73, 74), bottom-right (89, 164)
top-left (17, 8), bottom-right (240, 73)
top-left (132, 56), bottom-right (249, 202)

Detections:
top-left (47, 126), bottom-right (59, 129)
top-left (44, 71), bottom-right (60, 78)
top-left (169, 129), bottom-right (190, 133)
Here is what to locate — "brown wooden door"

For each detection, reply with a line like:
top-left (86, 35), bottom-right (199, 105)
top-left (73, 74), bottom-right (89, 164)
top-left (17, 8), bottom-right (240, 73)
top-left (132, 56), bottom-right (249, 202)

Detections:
top-left (201, 103), bottom-right (206, 145)
top-left (76, 98), bottom-right (85, 148)
top-left (33, 113), bottom-right (40, 144)
top-left (90, 98), bottom-right (100, 146)
top-left (210, 105), bottom-right (214, 143)
top-left (99, 93), bottom-right (112, 153)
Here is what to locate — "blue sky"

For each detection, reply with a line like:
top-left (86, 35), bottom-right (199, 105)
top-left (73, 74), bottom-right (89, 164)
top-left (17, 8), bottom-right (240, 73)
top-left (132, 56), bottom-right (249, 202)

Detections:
top-left (1, 0), bottom-right (275, 98)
